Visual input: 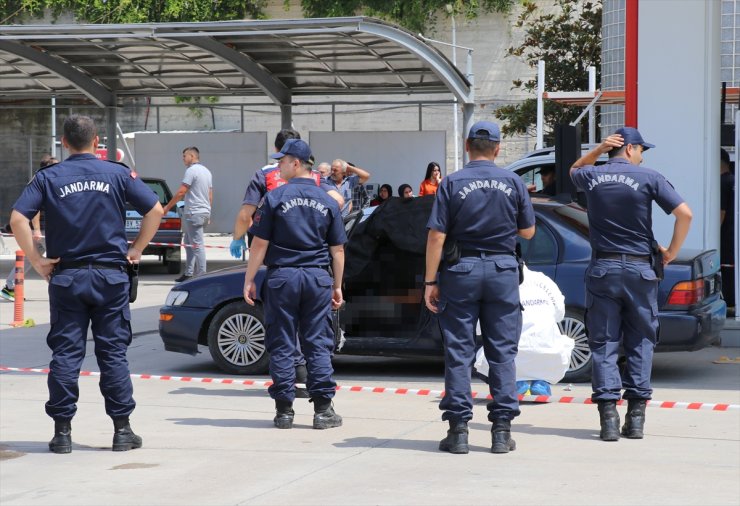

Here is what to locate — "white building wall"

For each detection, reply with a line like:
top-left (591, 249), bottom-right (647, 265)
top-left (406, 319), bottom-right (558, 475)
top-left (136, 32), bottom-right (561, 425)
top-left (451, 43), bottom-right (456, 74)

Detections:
top-left (638, 0), bottom-right (721, 251)
top-left (133, 132), bottom-right (267, 232)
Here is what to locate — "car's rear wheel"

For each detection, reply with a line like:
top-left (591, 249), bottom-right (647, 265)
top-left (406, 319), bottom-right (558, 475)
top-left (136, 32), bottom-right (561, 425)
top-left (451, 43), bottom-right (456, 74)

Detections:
top-left (559, 308), bottom-right (592, 383)
top-left (207, 301), bottom-right (269, 375)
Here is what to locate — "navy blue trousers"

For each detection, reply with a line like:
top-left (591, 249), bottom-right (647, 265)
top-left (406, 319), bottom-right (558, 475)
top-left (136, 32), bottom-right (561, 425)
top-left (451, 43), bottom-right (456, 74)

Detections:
top-left (437, 253), bottom-right (522, 423)
top-left (585, 258), bottom-right (659, 401)
top-left (263, 267), bottom-right (336, 402)
top-left (46, 266), bottom-right (134, 420)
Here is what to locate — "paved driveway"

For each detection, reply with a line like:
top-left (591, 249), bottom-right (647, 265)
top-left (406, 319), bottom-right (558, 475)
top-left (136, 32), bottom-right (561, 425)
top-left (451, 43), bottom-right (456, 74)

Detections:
top-left (1, 242), bottom-right (739, 506)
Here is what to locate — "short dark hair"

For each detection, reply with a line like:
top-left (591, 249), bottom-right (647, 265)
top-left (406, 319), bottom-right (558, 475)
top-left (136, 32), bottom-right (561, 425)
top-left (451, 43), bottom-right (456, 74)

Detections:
top-left (467, 138), bottom-right (499, 157)
top-left (39, 154), bottom-right (58, 169)
top-left (275, 129), bottom-right (301, 150)
top-left (398, 183), bottom-right (412, 197)
top-left (424, 162), bottom-right (441, 180)
top-left (183, 146), bottom-right (200, 156)
top-left (720, 148), bottom-right (730, 166)
top-left (608, 146), bottom-right (628, 158)
top-left (63, 115), bottom-right (97, 150)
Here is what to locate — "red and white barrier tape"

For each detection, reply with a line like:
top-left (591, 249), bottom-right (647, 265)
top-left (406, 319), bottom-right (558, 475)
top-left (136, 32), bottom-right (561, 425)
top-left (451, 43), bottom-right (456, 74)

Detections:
top-left (1, 366), bottom-right (737, 411)
top-left (139, 240), bottom-right (232, 250)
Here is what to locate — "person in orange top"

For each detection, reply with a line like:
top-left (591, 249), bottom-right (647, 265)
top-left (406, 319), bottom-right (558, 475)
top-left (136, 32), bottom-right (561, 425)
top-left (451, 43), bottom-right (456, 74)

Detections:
top-left (419, 162), bottom-right (442, 196)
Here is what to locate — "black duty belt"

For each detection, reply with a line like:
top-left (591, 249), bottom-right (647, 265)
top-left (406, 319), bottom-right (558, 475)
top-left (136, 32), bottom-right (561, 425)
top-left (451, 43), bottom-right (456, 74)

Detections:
top-left (58, 261), bottom-right (125, 271)
top-left (595, 252), bottom-right (650, 262)
top-left (460, 249), bottom-right (511, 258)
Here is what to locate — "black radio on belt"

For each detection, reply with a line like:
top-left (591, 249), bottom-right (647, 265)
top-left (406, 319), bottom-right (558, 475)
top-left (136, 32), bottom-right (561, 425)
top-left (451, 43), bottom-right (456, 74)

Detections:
top-left (650, 240), bottom-right (664, 280)
top-left (127, 262), bottom-right (139, 303)
top-left (515, 242), bottom-right (524, 285)
top-left (441, 236), bottom-right (460, 269)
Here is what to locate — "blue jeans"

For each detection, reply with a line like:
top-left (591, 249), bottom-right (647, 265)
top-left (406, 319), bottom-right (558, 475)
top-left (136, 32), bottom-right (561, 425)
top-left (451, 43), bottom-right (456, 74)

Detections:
top-left (183, 213), bottom-right (208, 276)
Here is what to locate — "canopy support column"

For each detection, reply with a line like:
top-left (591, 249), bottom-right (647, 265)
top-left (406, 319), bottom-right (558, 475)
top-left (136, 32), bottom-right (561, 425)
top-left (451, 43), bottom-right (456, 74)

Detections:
top-left (461, 103), bottom-right (474, 166)
top-left (280, 105), bottom-right (292, 130)
top-left (106, 105), bottom-right (117, 161)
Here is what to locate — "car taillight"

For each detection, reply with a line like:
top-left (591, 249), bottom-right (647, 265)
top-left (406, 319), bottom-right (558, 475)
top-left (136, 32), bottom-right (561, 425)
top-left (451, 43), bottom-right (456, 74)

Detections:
top-left (666, 280), bottom-right (705, 306)
top-left (160, 218), bottom-right (181, 230)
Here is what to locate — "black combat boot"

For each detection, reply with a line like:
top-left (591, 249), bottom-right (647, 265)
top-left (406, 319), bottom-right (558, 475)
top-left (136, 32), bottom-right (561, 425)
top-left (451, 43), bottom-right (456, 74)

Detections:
top-left (274, 400), bottom-right (295, 429)
top-left (597, 400), bottom-right (620, 442)
top-left (491, 419), bottom-right (516, 454)
top-left (294, 364), bottom-right (310, 399)
top-left (439, 420), bottom-right (469, 454)
top-left (312, 398), bottom-right (342, 429)
top-left (112, 417), bottom-right (143, 451)
top-left (48, 419), bottom-right (72, 454)
top-left (621, 399), bottom-right (647, 439)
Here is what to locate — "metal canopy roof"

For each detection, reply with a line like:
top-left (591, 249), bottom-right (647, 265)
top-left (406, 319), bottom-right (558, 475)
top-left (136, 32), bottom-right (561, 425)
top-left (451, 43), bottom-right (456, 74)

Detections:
top-left (0, 17), bottom-right (473, 108)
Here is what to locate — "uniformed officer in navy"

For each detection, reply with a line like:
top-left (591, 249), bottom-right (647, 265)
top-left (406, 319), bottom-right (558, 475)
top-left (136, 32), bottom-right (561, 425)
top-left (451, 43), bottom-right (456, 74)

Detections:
top-left (10, 115), bottom-right (163, 453)
top-left (570, 127), bottom-right (692, 441)
top-left (425, 121), bottom-right (535, 454)
top-left (231, 129), bottom-right (343, 398)
top-left (243, 138), bottom-right (347, 430)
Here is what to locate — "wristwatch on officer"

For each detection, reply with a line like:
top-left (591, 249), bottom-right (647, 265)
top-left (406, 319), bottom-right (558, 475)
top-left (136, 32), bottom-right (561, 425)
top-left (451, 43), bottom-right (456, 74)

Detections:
top-left (424, 280), bottom-right (438, 286)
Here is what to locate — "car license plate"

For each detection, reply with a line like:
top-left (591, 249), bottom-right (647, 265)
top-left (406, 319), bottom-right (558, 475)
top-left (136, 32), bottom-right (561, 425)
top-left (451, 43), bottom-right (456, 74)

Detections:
top-left (126, 219), bottom-right (141, 231)
top-left (707, 277), bottom-right (715, 294)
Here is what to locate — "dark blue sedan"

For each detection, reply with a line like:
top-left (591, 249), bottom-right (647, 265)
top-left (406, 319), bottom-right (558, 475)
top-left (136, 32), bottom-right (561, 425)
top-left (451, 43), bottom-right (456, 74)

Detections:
top-left (159, 196), bottom-right (726, 382)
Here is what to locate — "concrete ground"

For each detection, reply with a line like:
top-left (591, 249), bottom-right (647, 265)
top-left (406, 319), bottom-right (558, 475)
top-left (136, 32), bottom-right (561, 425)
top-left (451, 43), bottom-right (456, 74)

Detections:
top-left (1, 234), bottom-right (739, 506)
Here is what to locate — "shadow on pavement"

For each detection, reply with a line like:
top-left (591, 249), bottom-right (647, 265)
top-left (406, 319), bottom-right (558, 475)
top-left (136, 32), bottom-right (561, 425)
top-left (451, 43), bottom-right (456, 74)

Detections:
top-left (168, 387), bottom-right (269, 398)
top-left (333, 436), bottom-right (485, 454)
top-left (0, 441), bottom-right (112, 454)
top-left (167, 417), bottom-right (273, 429)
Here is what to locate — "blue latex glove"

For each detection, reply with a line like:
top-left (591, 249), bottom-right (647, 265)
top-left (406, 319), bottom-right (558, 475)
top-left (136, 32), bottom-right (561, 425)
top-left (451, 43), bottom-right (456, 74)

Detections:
top-left (230, 238), bottom-right (246, 259)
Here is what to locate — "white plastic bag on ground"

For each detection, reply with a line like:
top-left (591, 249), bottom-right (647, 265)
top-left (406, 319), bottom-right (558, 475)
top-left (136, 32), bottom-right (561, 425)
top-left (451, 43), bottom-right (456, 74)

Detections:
top-left (474, 265), bottom-right (574, 384)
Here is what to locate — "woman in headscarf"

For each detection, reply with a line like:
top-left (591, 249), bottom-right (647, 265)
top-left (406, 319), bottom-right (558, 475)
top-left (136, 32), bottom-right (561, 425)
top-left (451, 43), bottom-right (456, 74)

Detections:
top-left (370, 183), bottom-right (393, 206)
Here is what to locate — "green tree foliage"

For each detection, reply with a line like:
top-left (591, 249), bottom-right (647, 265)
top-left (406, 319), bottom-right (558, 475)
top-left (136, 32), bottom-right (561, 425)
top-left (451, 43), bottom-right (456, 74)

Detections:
top-left (1, 0), bottom-right (267, 24)
top-left (494, 0), bottom-right (602, 142)
top-left (289, 0), bottom-right (513, 34)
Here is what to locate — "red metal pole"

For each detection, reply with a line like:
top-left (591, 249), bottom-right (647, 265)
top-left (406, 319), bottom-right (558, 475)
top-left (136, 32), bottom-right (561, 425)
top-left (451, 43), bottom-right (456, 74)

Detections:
top-left (625, 0), bottom-right (639, 127)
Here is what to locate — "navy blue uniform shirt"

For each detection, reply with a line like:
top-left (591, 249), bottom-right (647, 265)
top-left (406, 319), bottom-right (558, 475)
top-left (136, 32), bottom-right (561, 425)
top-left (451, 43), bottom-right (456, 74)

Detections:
top-left (242, 163), bottom-right (336, 206)
top-left (427, 160), bottom-right (535, 252)
top-left (571, 158), bottom-right (684, 255)
top-left (13, 153), bottom-right (159, 265)
top-left (249, 177), bottom-right (347, 266)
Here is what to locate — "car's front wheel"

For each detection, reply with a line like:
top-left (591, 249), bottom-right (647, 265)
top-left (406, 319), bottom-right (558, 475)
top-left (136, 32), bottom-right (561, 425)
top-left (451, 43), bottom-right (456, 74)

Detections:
top-left (207, 301), bottom-right (269, 375)
top-left (559, 308), bottom-right (592, 383)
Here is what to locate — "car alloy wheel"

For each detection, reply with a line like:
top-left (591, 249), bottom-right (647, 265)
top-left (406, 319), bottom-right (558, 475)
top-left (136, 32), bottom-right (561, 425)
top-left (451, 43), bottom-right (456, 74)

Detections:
top-left (218, 314), bottom-right (265, 366)
top-left (558, 308), bottom-right (592, 383)
top-left (207, 301), bottom-right (269, 374)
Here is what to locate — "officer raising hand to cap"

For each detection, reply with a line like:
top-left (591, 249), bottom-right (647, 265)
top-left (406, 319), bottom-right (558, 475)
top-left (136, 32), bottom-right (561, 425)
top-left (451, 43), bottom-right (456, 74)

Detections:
top-left (570, 127), bottom-right (692, 442)
top-left (425, 121), bottom-right (535, 455)
top-left (243, 138), bottom-right (347, 431)
top-left (10, 114), bottom-right (163, 454)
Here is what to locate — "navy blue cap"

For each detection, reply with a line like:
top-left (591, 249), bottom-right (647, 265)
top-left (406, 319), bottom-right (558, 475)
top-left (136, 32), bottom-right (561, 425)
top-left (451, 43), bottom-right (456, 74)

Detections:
top-left (614, 127), bottom-right (655, 151)
top-left (270, 138), bottom-right (312, 162)
top-left (468, 121), bottom-right (501, 142)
